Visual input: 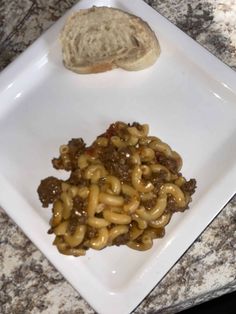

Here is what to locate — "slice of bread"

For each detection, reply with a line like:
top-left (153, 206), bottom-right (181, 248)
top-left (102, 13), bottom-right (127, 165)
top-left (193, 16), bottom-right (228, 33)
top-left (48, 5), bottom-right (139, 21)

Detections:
top-left (60, 6), bottom-right (161, 74)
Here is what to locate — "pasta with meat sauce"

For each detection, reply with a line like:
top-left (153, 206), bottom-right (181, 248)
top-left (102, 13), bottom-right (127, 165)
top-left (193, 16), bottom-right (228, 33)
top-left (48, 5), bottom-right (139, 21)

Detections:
top-left (37, 122), bottom-right (196, 256)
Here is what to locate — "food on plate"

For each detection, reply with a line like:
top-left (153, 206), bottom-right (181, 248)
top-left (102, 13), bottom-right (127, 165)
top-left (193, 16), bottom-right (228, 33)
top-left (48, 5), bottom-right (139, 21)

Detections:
top-left (37, 122), bottom-right (196, 256)
top-left (60, 6), bottom-right (161, 74)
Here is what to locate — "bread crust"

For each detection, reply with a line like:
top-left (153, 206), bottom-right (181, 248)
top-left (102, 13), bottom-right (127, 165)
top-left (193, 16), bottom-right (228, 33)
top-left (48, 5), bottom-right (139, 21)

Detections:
top-left (60, 6), bottom-right (161, 74)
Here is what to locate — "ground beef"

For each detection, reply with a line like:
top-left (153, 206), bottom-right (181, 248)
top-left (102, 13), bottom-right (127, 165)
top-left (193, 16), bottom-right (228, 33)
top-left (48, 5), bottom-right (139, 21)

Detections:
top-left (128, 122), bottom-right (142, 130)
top-left (67, 169), bottom-right (88, 186)
top-left (135, 228), bottom-right (165, 243)
top-left (150, 170), bottom-right (167, 193)
top-left (73, 195), bottom-right (86, 211)
top-left (86, 226), bottom-right (97, 239)
top-left (101, 122), bottom-right (124, 139)
top-left (156, 152), bottom-right (178, 174)
top-left (101, 121), bottom-right (139, 140)
top-left (99, 145), bottom-right (132, 183)
top-left (37, 176), bottom-right (62, 208)
top-left (166, 195), bottom-right (178, 213)
top-left (141, 197), bottom-right (157, 210)
top-left (102, 123), bottom-right (118, 139)
top-left (68, 215), bottom-right (82, 234)
top-left (67, 196), bottom-right (88, 233)
top-left (68, 138), bottom-right (86, 155)
top-left (182, 178), bottom-right (197, 195)
top-left (113, 233), bottom-right (130, 246)
top-left (51, 158), bottom-right (64, 170)
top-left (73, 196), bottom-right (87, 221)
top-left (52, 138), bottom-right (86, 171)
top-left (154, 228), bottom-right (165, 238)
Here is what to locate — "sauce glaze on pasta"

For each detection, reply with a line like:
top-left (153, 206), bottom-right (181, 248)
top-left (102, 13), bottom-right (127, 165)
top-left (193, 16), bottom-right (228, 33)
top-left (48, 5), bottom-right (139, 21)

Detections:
top-left (37, 122), bottom-right (196, 256)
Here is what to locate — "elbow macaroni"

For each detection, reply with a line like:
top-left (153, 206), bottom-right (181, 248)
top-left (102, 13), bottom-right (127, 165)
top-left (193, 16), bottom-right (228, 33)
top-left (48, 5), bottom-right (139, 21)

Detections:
top-left (39, 121), bottom-right (196, 256)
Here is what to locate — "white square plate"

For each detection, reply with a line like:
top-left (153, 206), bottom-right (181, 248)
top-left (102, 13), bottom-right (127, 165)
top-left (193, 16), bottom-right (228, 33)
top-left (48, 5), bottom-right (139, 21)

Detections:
top-left (0, 0), bottom-right (236, 313)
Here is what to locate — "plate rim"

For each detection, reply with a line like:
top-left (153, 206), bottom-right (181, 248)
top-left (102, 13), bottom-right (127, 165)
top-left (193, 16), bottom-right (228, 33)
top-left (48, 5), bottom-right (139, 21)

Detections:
top-left (0, 0), bottom-right (236, 313)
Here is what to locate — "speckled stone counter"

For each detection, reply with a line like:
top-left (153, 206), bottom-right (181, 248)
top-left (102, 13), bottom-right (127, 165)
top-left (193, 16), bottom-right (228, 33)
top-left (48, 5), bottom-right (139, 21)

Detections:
top-left (0, 1), bottom-right (236, 313)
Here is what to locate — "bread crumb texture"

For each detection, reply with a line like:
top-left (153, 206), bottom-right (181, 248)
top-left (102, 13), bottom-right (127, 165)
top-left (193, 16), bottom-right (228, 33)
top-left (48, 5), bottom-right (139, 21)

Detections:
top-left (60, 6), bottom-right (161, 74)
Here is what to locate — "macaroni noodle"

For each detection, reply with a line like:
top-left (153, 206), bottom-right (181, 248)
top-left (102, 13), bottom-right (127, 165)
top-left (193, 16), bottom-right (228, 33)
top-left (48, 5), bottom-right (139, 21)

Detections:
top-left (37, 122), bottom-right (196, 256)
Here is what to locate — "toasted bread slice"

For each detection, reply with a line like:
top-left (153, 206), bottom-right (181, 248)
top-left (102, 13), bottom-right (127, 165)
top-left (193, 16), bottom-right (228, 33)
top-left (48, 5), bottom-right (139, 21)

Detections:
top-left (60, 6), bottom-right (160, 74)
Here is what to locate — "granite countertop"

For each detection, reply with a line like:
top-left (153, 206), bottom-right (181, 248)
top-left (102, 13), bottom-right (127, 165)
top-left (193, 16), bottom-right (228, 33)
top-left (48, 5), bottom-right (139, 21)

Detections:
top-left (0, 1), bottom-right (236, 313)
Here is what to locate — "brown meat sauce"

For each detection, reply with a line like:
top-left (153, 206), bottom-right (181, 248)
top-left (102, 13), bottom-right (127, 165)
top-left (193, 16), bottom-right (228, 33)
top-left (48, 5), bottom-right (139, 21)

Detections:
top-left (182, 178), bottom-right (197, 195)
top-left (52, 138), bottom-right (86, 171)
top-left (98, 145), bottom-right (133, 183)
top-left (113, 232), bottom-right (130, 246)
top-left (37, 176), bottom-right (62, 208)
top-left (68, 196), bottom-right (88, 234)
top-left (156, 152), bottom-right (179, 174)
